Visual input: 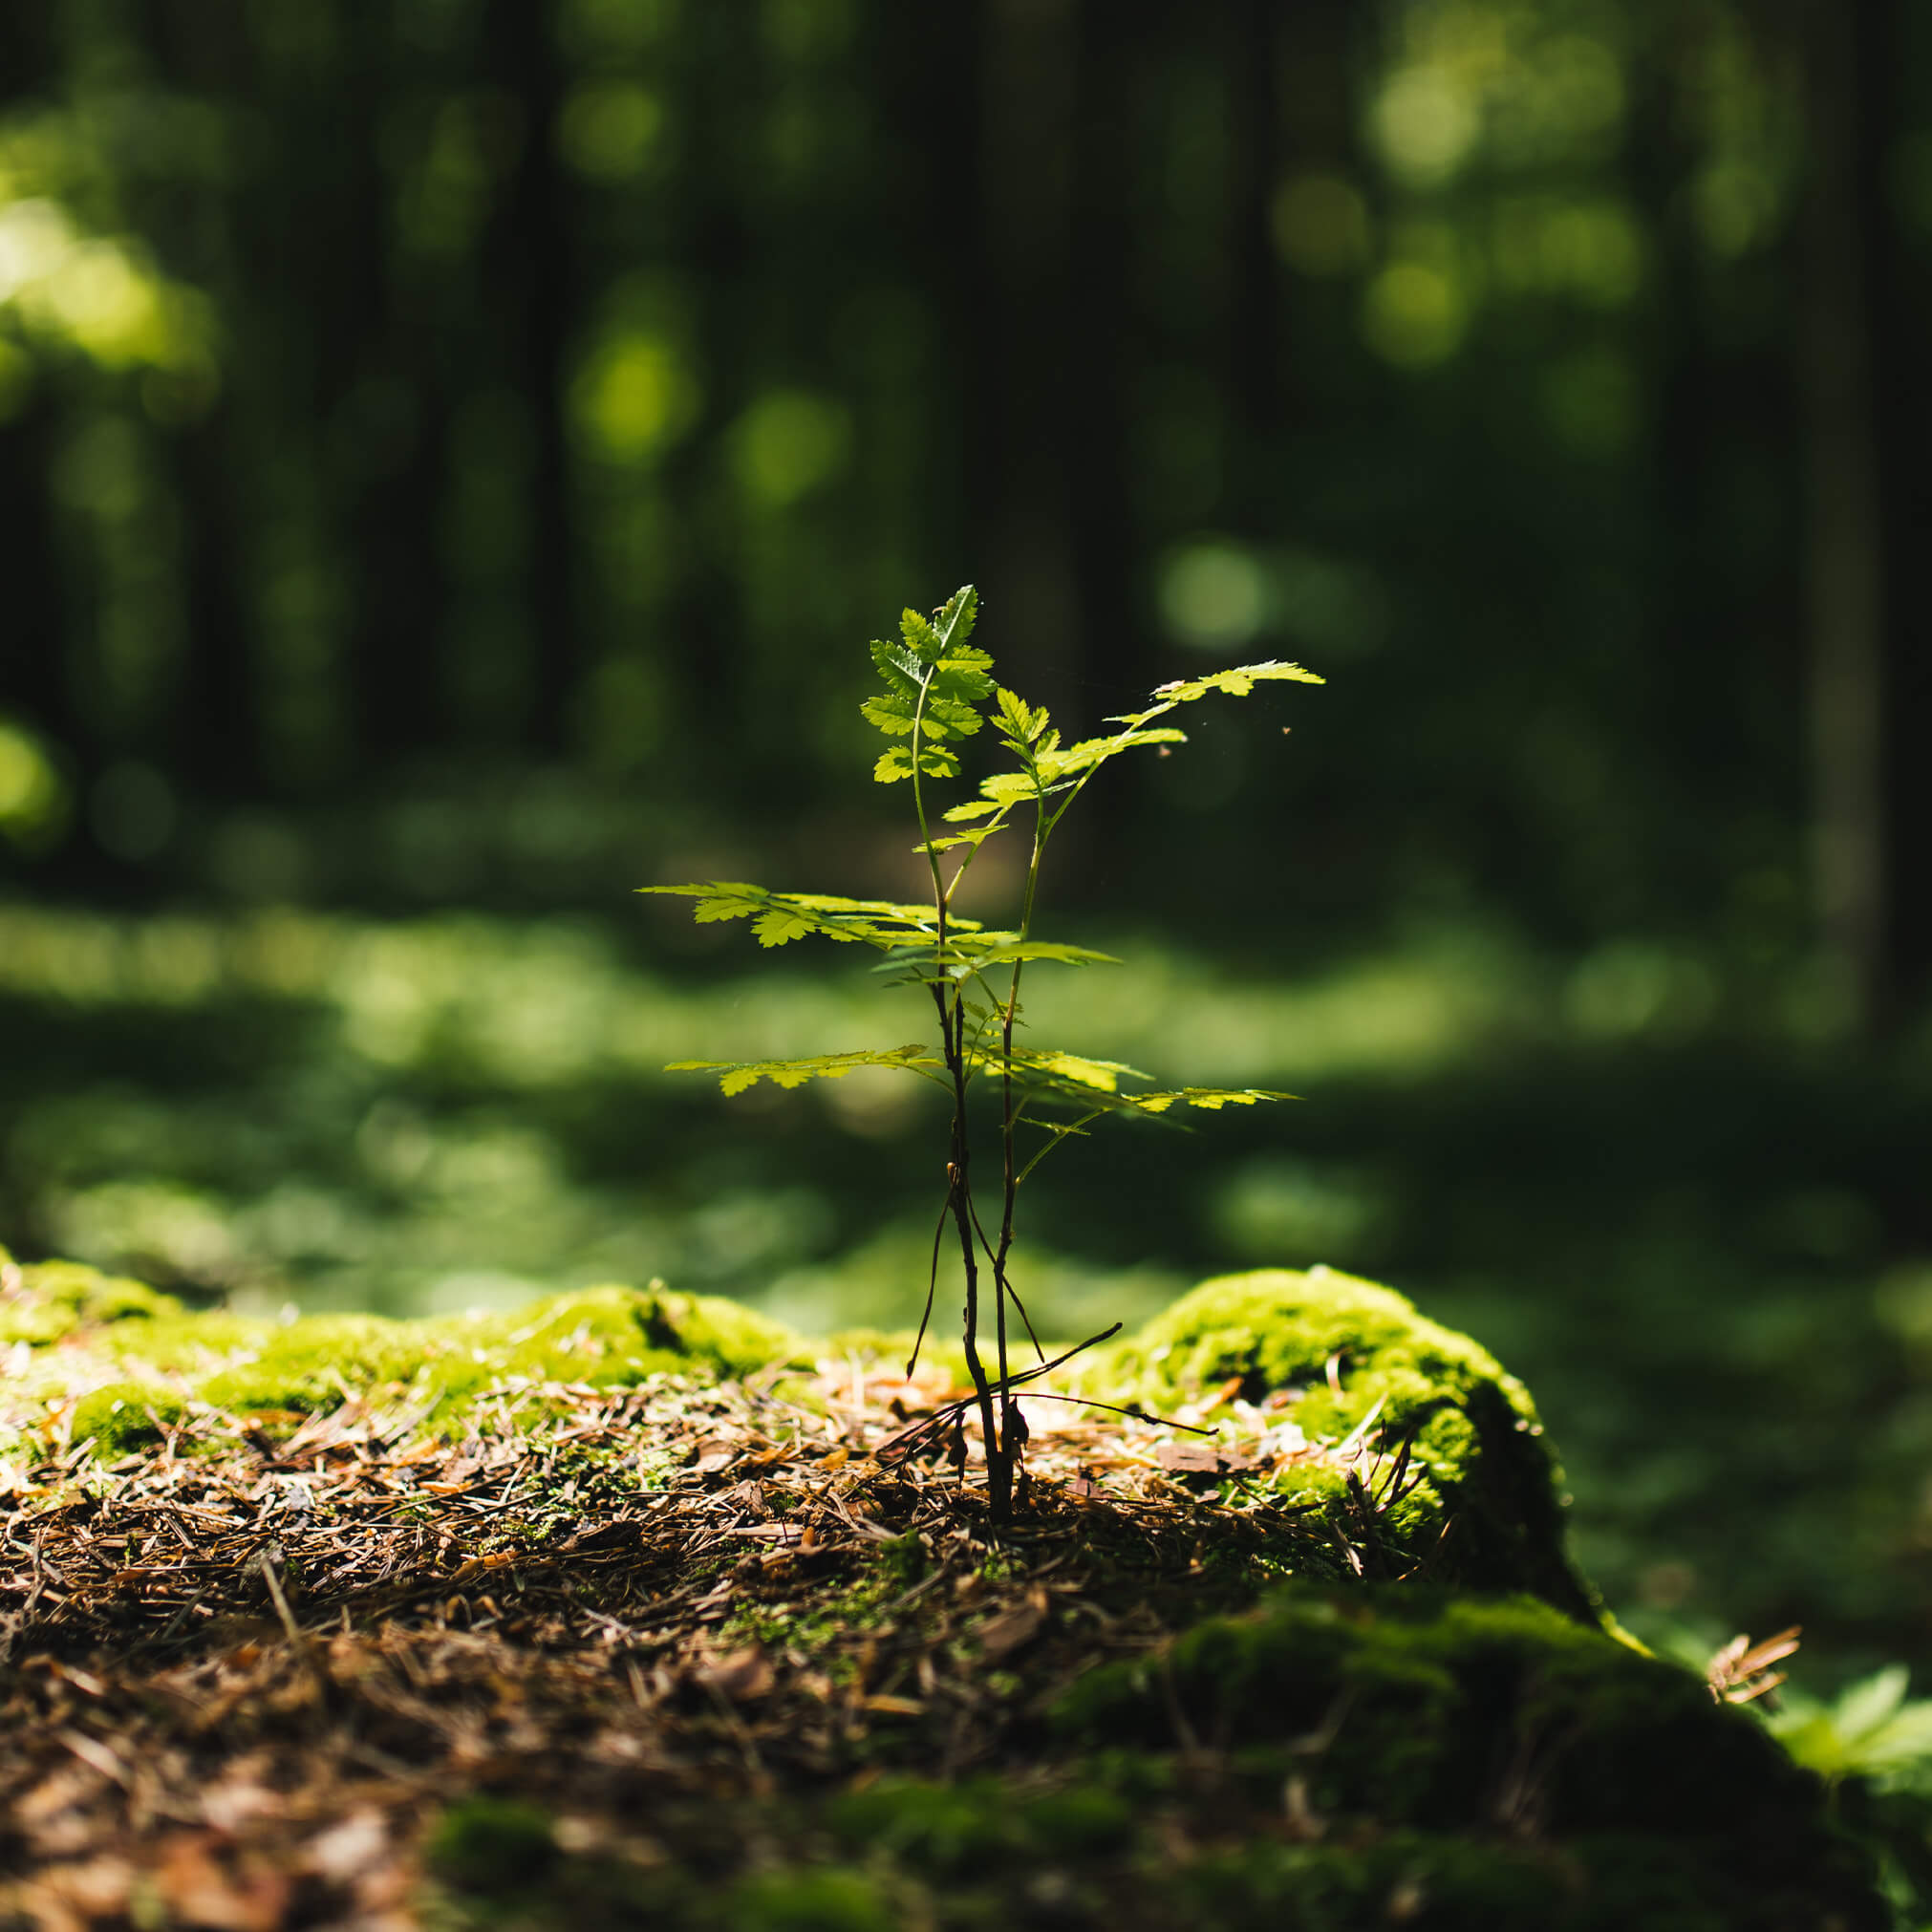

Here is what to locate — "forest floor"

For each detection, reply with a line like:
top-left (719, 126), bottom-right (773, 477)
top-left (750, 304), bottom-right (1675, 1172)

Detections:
top-left (0, 1362), bottom-right (1339, 1931)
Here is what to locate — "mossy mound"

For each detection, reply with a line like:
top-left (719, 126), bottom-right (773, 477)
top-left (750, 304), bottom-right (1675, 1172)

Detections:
top-left (0, 1252), bottom-right (177, 1343)
top-left (1088, 1266), bottom-right (1595, 1619)
top-left (0, 1242), bottom-right (1887, 1931)
top-left (411, 1589), bottom-right (1883, 1930)
top-left (0, 1241), bottom-right (800, 1456)
top-left (1051, 1585), bottom-right (1878, 1928)
top-left (418, 1595), bottom-right (1879, 1932)
top-left (4, 1251), bottom-right (1587, 1619)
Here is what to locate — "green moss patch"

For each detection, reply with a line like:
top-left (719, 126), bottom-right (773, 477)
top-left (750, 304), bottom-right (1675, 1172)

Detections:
top-left (1087, 1266), bottom-right (1595, 1618)
top-left (0, 1247), bottom-right (801, 1459)
top-left (1043, 1584), bottom-right (1881, 1928)
top-left (0, 1247), bottom-right (176, 1344)
top-left (427, 1796), bottom-right (562, 1894)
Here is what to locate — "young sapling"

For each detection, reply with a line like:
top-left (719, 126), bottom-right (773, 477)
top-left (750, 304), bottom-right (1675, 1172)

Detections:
top-left (643, 586), bottom-right (1320, 1520)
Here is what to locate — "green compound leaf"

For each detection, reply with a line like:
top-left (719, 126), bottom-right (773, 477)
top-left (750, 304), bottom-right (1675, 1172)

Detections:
top-left (872, 934), bottom-right (1120, 985)
top-left (930, 582), bottom-right (979, 653)
top-left (870, 637), bottom-right (926, 697)
top-left (973, 1047), bottom-right (1148, 1096)
top-left (993, 686), bottom-right (1047, 744)
top-left (874, 742), bottom-right (960, 784)
top-left (753, 908), bottom-right (816, 946)
top-left (866, 588), bottom-right (995, 763)
top-left (900, 607), bottom-right (943, 662)
top-left (967, 939), bottom-right (1121, 969)
top-left (975, 771), bottom-right (1043, 809)
top-left (666, 1045), bottom-right (942, 1097)
top-left (1037, 727), bottom-right (1188, 783)
top-left (860, 692), bottom-right (919, 737)
top-left (1125, 1085), bottom-right (1296, 1113)
top-left (960, 1041), bottom-right (1294, 1120)
top-left (913, 826), bottom-right (1004, 856)
top-left (1110, 659), bottom-right (1325, 725)
top-left (639, 883), bottom-right (981, 950)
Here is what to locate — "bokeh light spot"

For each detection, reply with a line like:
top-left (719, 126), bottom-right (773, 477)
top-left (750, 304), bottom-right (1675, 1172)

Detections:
top-left (1271, 173), bottom-right (1373, 277)
top-left (1362, 260), bottom-right (1468, 367)
top-left (1371, 67), bottom-right (1481, 188)
top-left (557, 82), bottom-right (664, 181)
top-left (731, 389), bottom-right (851, 505)
top-left (1158, 540), bottom-right (1267, 651)
top-left (0, 718), bottom-right (69, 851)
top-left (569, 332), bottom-right (698, 463)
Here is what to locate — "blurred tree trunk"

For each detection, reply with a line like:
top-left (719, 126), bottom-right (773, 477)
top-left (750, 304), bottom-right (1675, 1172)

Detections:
top-left (1066, 3), bottom-right (1134, 698)
top-left (1798, 0), bottom-right (1891, 1034)
top-left (492, 0), bottom-right (573, 759)
top-left (0, 412), bottom-right (73, 757)
top-left (1228, 0), bottom-right (1281, 512)
top-left (331, 14), bottom-right (436, 771)
top-left (1864, 11), bottom-right (1932, 1012)
top-left (676, 4), bottom-right (752, 784)
top-left (173, 407), bottom-right (260, 804)
top-left (977, 0), bottom-right (1080, 721)
top-left (0, 12), bottom-right (77, 776)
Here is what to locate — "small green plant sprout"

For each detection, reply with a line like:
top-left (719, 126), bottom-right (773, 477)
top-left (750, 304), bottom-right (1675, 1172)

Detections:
top-left (643, 587), bottom-right (1321, 1521)
top-left (1768, 1664), bottom-right (1932, 1786)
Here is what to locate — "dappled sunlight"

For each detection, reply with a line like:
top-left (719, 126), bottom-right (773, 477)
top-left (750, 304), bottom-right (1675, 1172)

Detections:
top-left (0, 900), bottom-right (1569, 1091)
top-left (0, 897), bottom-right (1584, 1337)
top-left (0, 102), bottom-right (219, 404)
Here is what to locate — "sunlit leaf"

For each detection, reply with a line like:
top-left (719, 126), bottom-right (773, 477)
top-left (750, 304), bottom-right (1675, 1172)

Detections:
top-left (1832, 1667), bottom-right (1910, 1746)
top-left (861, 693), bottom-right (919, 736)
top-left (639, 882), bottom-right (979, 949)
top-left (965, 939), bottom-right (1119, 968)
top-left (874, 742), bottom-right (960, 784)
top-left (753, 908), bottom-right (815, 946)
top-left (994, 686), bottom-right (1046, 743)
top-left (914, 826), bottom-right (1003, 855)
top-left (666, 1045), bottom-right (941, 1096)
top-left (1109, 660), bottom-right (1324, 726)
top-left (1127, 1085), bottom-right (1295, 1114)
top-left (930, 583), bottom-right (978, 652)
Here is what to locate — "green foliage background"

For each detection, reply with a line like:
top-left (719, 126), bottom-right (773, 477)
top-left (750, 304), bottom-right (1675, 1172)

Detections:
top-left (4, 0), bottom-right (1932, 1724)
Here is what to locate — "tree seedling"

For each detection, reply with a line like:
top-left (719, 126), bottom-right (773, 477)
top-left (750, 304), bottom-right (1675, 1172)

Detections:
top-left (644, 586), bottom-right (1320, 1520)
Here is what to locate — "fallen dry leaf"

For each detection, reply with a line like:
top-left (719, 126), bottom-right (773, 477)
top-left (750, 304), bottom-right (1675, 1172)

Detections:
top-left (1156, 1443), bottom-right (1256, 1479)
top-left (977, 1593), bottom-right (1047, 1662)
top-left (39, 1854), bottom-right (134, 1918)
top-left (698, 1645), bottom-right (775, 1701)
top-left (151, 1834), bottom-right (290, 1932)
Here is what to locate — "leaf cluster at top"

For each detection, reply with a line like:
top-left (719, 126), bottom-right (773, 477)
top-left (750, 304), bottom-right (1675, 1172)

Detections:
top-left (642, 588), bottom-right (1320, 1140)
top-left (864, 587), bottom-right (996, 784)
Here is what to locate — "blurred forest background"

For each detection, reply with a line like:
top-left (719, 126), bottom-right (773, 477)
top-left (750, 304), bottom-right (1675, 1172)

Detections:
top-left (3, 0), bottom-right (1931, 1685)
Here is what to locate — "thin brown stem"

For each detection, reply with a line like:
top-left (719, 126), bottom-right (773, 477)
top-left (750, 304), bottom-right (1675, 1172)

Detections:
top-left (912, 671), bottom-right (1009, 1520)
top-left (991, 811), bottom-right (1048, 1411)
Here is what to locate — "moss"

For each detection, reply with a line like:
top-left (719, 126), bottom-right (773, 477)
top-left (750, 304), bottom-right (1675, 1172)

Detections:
top-left (0, 1255), bottom-right (181, 1344)
top-left (1179, 1832), bottom-right (1575, 1931)
top-left (725, 1867), bottom-right (891, 1932)
top-left (1088, 1266), bottom-right (1596, 1618)
top-left (1053, 1583), bottom-right (1884, 1930)
top-left (426, 1797), bottom-right (559, 1893)
top-left (1, 1262), bottom-right (802, 1453)
top-left (826, 1776), bottom-right (1134, 1882)
top-left (828, 1779), bottom-right (1015, 1878)
top-left (66, 1380), bottom-right (187, 1457)
top-left (875, 1530), bottom-right (925, 1587)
